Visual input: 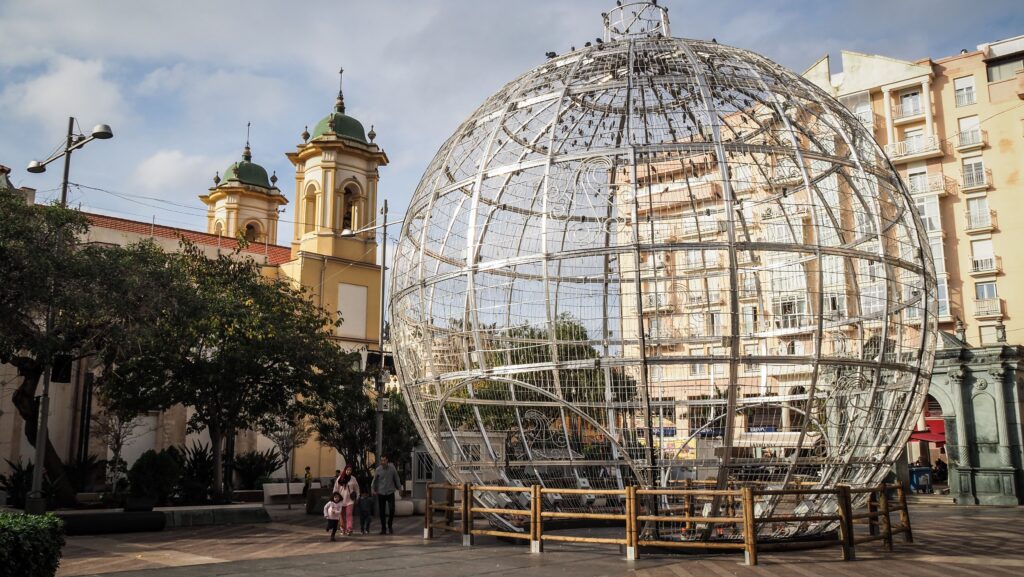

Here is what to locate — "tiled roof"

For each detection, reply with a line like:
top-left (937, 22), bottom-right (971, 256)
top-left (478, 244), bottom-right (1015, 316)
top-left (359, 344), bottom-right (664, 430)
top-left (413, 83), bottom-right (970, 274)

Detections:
top-left (85, 212), bottom-right (293, 265)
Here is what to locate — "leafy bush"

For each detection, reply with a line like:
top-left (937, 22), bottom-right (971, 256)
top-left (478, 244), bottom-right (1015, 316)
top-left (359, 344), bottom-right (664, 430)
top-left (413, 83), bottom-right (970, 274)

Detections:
top-left (177, 442), bottom-right (215, 504)
top-left (63, 454), bottom-right (106, 493)
top-left (0, 512), bottom-right (65, 577)
top-left (0, 460), bottom-right (54, 509)
top-left (233, 449), bottom-right (283, 490)
top-left (127, 449), bottom-right (180, 504)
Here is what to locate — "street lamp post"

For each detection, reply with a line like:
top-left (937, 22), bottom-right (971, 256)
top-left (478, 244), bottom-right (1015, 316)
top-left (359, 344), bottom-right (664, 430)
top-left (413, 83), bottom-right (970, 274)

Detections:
top-left (24, 117), bottom-right (113, 514)
top-left (338, 199), bottom-right (395, 463)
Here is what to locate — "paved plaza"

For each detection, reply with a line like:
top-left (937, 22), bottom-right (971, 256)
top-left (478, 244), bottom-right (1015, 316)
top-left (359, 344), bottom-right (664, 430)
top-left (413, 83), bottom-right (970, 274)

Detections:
top-left (58, 502), bottom-right (1024, 577)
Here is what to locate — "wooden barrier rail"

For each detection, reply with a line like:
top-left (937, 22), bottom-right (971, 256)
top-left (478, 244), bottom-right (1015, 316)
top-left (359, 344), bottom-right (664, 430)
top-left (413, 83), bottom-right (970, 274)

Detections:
top-left (424, 480), bottom-right (914, 565)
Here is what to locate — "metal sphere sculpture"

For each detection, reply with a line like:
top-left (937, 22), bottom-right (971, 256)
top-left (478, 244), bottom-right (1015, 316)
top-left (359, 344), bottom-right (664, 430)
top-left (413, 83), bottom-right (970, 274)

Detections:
top-left (390, 2), bottom-right (936, 539)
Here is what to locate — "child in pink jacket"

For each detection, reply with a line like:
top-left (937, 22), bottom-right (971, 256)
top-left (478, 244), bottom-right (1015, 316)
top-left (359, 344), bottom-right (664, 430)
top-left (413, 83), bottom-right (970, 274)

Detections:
top-left (323, 492), bottom-right (343, 541)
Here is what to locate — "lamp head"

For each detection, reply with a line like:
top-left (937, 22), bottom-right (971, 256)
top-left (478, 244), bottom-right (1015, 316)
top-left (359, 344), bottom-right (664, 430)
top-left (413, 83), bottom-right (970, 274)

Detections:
top-left (90, 124), bottom-right (113, 139)
top-left (26, 160), bottom-right (46, 174)
top-left (340, 228), bottom-right (354, 236)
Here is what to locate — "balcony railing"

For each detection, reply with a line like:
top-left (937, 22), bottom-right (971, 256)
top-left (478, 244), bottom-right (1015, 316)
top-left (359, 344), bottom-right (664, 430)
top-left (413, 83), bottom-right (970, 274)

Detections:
top-left (893, 102), bottom-right (924, 120)
top-left (961, 168), bottom-right (991, 191)
top-left (907, 173), bottom-right (954, 195)
top-left (885, 135), bottom-right (942, 161)
top-left (642, 291), bottom-right (674, 312)
top-left (974, 298), bottom-right (1002, 318)
top-left (971, 255), bottom-right (1001, 274)
top-left (966, 209), bottom-right (996, 232)
top-left (686, 291), bottom-right (723, 306)
top-left (851, 109), bottom-right (878, 130)
top-left (955, 89), bottom-right (976, 107)
top-left (955, 128), bottom-right (986, 150)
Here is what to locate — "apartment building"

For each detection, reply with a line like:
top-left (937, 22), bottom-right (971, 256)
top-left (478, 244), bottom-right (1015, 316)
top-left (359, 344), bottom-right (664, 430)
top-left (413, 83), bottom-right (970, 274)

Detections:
top-left (804, 35), bottom-right (1024, 347)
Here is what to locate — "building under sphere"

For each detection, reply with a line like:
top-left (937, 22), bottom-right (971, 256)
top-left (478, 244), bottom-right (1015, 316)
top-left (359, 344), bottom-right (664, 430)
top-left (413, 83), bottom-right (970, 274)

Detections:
top-left (390, 1), bottom-right (937, 538)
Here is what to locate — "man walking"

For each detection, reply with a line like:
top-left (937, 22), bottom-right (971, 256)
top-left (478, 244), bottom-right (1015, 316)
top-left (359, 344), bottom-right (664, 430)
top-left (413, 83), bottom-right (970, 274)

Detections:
top-left (371, 455), bottom-right (402, 535)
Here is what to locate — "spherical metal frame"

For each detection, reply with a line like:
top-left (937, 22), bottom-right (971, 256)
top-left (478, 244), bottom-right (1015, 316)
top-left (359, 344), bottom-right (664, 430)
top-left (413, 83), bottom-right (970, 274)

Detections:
top-left (390, 2), bottom-right (937, 541)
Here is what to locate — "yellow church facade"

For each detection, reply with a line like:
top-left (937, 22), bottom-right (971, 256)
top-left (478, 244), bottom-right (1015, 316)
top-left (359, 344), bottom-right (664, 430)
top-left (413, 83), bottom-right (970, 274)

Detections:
top-left (0, 79), bottom-right (387, 483)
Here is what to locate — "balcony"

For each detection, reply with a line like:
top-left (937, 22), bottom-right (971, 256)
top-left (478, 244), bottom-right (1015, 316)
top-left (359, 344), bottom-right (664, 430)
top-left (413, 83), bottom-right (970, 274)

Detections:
top-left (970, 255), bottom-right (1001, 277)
top-left (961, 168), bottom-right (991, 192)
top-left (955, 89), bottom-right (976, 107)
top-left (974, 298), bottom-right (1003, 319)
top-left (884, 135), bottom-right (943, 163)
top-left (851, 109), bottom-right (880, 132)
top-left (955, 129), bottom-right (986, 152)
top-left (893, 102), bottom-right (925, 123)
top-left (642, 291), bottom-right (674, 313)
top-left (685, 291), bottom-right (723, 307)
top-left (965, 209), bottom-right (997, 234)
top-left (907, 173), bottom-right (955, 196)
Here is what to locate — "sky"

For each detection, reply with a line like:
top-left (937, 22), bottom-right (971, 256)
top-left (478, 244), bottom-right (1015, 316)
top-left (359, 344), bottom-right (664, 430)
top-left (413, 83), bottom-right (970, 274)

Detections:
top-left (2, 0), bottom-right (1023, 250)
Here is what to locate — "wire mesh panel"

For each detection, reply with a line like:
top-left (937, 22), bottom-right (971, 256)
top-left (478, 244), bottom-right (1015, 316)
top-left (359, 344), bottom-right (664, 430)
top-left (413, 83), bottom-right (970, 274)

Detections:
top-left (390, 1), bottom-right (936, 541)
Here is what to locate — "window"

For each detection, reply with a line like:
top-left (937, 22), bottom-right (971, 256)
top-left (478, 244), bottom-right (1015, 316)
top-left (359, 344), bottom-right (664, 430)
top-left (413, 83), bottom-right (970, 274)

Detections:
top-left (987, 56), bottom-right (1024, 82)
top-left (687, 313), bottom-right (705, 338)
top-left (861, 283), bottom-right (886, 317)
top-left (937, 279), bottom-right (950, 317)
top-left (966, 196), bottom-right (990, 229)
top-left (930, 238), bottom-right (946, 275)
top-left (954, 76), bottom-right (976, 106)
top-left (975, 281), bottom-right (998, 300)
top-left (745, 395), bottom-right (782, 432)
top-left (904, 127), bottom-right (924, 152)
top-left (741, 305), bottom-right (759, 334)
top-left (743, 343), bottom-right (758, 372)
top-left (906, 167), bottom-right (928, 195)
top-left (690, 347), bottom-right (707, 376)
top-left (772, 295), bottom-right (808, 329)
top-left (780, 340), bottom-right (804, 355)
top-left (971, 238), bottom-right (995, 272)
top-left (824, 292), bottom-right (847, 318)
top-left (899, 90), bottom-right (922, 116)
top-left (963, 156), bottom-right (985, 188)
top-left (712, 346), bottom-right (726, 376)
top-left (914, 195), bottom-right (939, 232)
top-left (958, 116), bottom-right (982, 148)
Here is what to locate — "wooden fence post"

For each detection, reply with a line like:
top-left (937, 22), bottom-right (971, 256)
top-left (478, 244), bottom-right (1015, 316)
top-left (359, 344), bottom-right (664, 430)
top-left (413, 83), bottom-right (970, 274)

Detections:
top-left (895, 482), bottom-right (914, 543)
top-left (462, 483), bottom-right (474, 546)
top-left (534, 485), bottom-right (545, 552)
top-left (446, 486), bottom-right (455, 529)
top-left (836, 485), bottom-right (855, 561)
top-left (741, 486), bottom-right (758, 566)
top-left (625, 486), bottom-right (637, 561)
top-left (424, 484), bottom-right (433, 539)
top-left (683, 479), bottom-right (694, 532)
top-left (867, 491), bottom-right (878, 536)
top-left (877, 485), bottom-right (893, 552)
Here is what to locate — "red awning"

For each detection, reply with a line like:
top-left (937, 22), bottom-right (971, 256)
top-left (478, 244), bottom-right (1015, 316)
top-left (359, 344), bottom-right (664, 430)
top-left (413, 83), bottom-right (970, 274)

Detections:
top-left (909, 431), bottom-right (946, 444)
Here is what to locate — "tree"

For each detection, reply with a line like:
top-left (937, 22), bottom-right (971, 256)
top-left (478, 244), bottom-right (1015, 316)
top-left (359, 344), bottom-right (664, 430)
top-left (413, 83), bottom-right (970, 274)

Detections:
top-left (90, 404), bottom-right (146, 492)
top-left (100, 239), bottom-right (357, 497)
top-left (312, 372), bottom-right (376, 474)
top-left (0, 189), bottom-right (183, 504)
top-left (260, 411), bottom-right (313, 509)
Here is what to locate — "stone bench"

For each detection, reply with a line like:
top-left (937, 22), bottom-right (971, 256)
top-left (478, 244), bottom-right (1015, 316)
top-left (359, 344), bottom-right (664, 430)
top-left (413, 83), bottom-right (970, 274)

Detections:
top-left (262, 482), bottom-right (319, 504)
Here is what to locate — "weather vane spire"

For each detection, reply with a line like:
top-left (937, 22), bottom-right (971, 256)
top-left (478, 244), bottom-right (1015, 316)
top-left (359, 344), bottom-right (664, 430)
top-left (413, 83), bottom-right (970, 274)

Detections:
top-left (243, 122), bottom-right (252, 161)
top-left (336, 67), bottom-right (346, 113)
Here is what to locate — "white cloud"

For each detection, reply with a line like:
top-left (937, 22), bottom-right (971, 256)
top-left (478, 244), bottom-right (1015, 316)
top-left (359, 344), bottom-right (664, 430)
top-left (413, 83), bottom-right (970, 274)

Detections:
top-left (130, 149), bottom-right (230, 196)
top-left (0, 56), bottom-right (129, 136)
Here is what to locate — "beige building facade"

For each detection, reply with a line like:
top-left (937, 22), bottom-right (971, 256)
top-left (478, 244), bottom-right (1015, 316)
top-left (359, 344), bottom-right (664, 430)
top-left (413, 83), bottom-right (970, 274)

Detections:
top-left (804, 35), bottom-right (1024, 346)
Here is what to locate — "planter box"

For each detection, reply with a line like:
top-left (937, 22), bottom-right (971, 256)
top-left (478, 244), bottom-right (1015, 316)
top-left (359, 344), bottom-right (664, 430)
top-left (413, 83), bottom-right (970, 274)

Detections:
top-left (233, 490), bottom-right (264, 503)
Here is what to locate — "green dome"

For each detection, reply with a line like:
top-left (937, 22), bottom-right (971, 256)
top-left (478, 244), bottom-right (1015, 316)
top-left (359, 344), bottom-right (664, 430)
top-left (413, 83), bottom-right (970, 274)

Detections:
top-left (221, 147), bottom-right (274, 189)
top-left (311, 111), bottom-right (367, 143)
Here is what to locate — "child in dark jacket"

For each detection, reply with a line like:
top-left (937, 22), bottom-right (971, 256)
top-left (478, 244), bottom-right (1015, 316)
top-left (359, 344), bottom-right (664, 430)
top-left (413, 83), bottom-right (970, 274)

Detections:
top-left (356, 484), bottom-right (375, 534)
